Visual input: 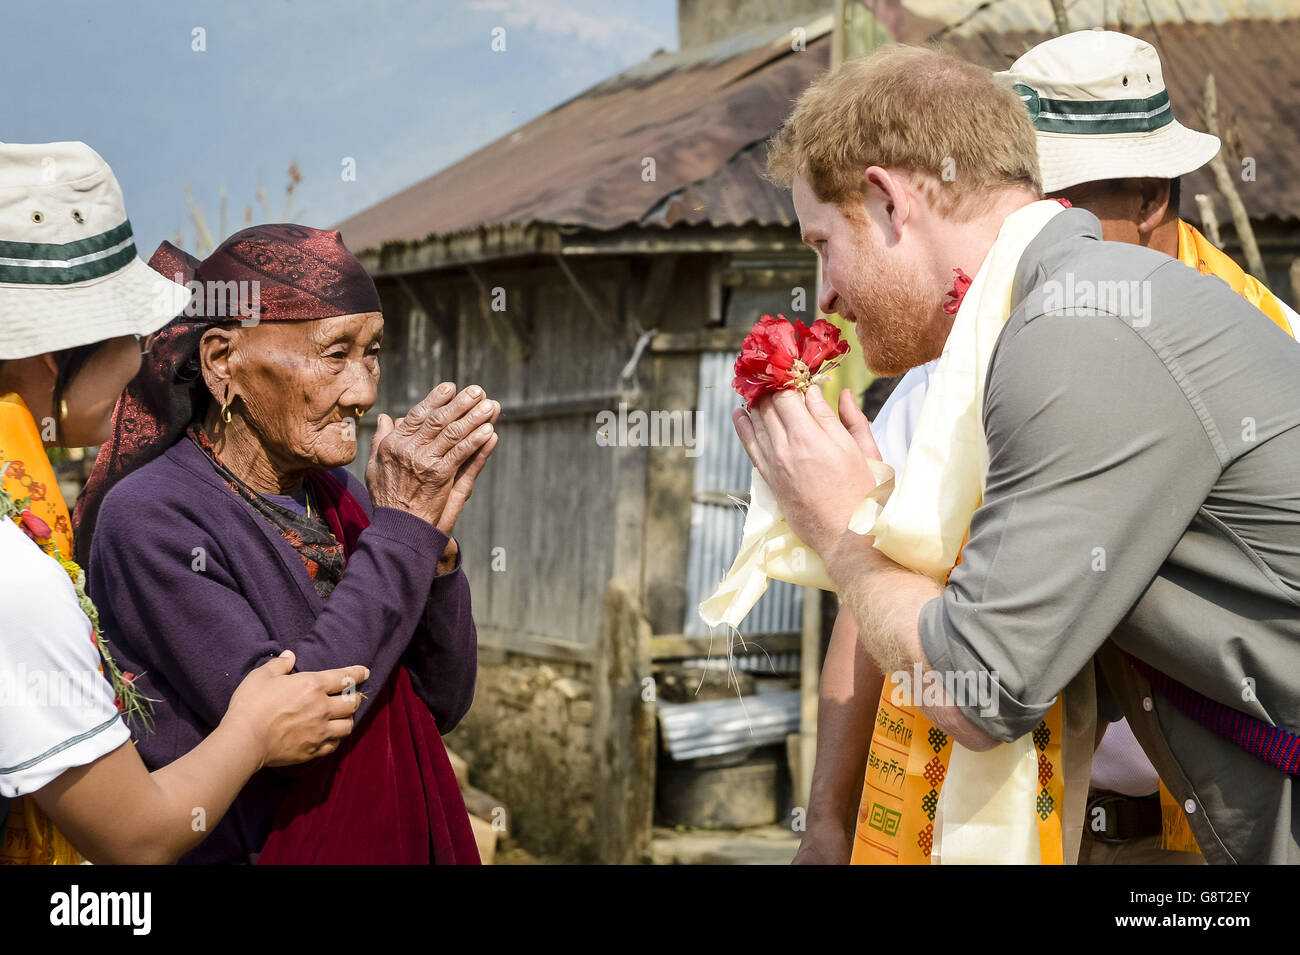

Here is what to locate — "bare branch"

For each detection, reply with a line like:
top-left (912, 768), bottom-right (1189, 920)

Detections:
top-left (1193, 193), bottom-right (1222, 247)
top-left (1202, 73), bottom-right (1266, 280)
top-left (1049, 0), bottom-right (1069, 34)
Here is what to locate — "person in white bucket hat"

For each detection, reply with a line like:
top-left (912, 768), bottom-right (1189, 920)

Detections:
top-left (1010, 32), bottom-right (1297, 866)
top-left (0, 141), bottom-right (369, 865)
top-left (0, 142), bottom-right (194, 448)
top-left (1000, 29), bottom-right (1219, 195)
top-left (1000, 30), bottom-right (1298, 334)
top-left (0, 142), bottom-right (192, 360)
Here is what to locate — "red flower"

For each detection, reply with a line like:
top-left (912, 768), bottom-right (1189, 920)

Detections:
top-left (797, 317), bottom-right (849, 369)
top-left (732, 314), bottom-right (848, 409)
top-left (18, 508), bottom-right (51, 541)
top-left (122, 672), bottom-right (136, 684)
top-left (943, 268), bottom-right (973, 316)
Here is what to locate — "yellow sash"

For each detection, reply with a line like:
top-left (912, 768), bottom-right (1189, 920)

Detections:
top-left (1178, 221), bottom-right (1293, 336)
top-left (0, 393), bottom-right (83, 866)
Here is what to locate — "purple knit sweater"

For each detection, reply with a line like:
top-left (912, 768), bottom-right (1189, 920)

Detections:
top-left (87, 436), bottom-right (478, 864)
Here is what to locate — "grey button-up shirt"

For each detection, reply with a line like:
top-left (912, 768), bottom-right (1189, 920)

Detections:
top-left (919, 208), bottom-right (1300, 864)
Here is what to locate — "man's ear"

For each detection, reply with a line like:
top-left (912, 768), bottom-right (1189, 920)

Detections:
top-left (198, 327), bottom-right (238, 400)
top-left (1136, 177), bottom-right (1172, 236)
top-left (864, 166), bottom-right (911, 242)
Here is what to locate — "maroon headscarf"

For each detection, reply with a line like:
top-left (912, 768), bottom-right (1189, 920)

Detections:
top-left (74, 224), bottom-right (381, 564)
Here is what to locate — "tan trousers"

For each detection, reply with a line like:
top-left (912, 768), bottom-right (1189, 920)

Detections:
top-left (1078, 831), bottom-right (1206, 865)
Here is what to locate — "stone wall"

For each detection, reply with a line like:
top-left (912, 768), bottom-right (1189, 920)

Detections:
top-left (444, 647), bottom-right (597, 863)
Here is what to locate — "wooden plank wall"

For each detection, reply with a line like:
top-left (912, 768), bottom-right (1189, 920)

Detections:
top-left (366, 260), bottom-right (641, 656)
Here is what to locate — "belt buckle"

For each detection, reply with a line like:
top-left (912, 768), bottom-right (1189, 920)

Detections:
top-left (1086, 792), bottom-right (1132, 845)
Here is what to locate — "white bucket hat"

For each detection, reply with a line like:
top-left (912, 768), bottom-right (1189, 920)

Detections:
top-left (997, 30), bottom-right (1221, 194)
top-left (0, 142), bottom-right (191, 360)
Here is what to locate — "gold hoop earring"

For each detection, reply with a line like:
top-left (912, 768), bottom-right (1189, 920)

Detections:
top-left (355, 407), bottom-right (366, 418)
top-left (221, 401), bottom-right (232, 424)
top-left (59, 399), bottom-right (68, 422)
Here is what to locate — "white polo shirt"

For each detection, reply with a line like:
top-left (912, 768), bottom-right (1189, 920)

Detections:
top-left (0, 519), bottom-right (129, 798)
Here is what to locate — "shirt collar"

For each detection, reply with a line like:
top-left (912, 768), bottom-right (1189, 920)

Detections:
top-left (1011, 207), bottom-right (1105, 308)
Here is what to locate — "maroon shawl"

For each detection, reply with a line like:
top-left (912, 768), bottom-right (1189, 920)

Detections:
top-left (256, 470), bottom-right (481, 865)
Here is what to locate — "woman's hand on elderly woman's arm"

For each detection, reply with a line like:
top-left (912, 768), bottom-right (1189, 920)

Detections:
top-left (34, 652), bottom-right (369, 864)
top-left (88, 473), bottom-right (455, 733)
top-left (365, 382), bottom-right (500, 533)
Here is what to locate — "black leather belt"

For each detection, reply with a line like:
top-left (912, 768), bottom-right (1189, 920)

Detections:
top-left (1085, 790), bottom-right (1162, 844)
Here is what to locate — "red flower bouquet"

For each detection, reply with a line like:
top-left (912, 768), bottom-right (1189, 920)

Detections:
top-left (732, 314), bottom-right (849, 409)
top-left (703, 313), bottom-right (893, 631)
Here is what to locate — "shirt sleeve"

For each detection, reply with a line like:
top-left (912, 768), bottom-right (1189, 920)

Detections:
top-left (336, 469), bottom-right (478, 730)
top-left (917, 312), bottom-right (1222, 742)
top-left (402, 541), bottom-right (478, 733)
top-left (0, 523), bottom-right (129, 797)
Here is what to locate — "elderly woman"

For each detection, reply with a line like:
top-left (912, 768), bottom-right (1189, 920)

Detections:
top-left (77, 224), bottom-right (497, 865)
top-left (0, 142), bottom-right (369, 866)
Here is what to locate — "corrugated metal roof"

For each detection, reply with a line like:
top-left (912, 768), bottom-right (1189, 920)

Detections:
top-left (336, 18), bottom-right (832, 253)
top-left (648, 139), bottom-right (797, 229)
top-left (917, 0), bottom-right (1299, 36)
top-left (338, 6), bottom-right (1300, 253)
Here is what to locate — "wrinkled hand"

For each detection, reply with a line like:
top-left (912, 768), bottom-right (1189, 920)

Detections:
top-left (732, 384), bottom-right (881, 557)
top-left (365, 382), bottom-right (500, 533)
top-left (223, 650), bottom-right (370, 768)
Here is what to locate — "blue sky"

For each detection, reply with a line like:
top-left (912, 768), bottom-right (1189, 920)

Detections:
top-left (1, 0), bottom-right (678, 253)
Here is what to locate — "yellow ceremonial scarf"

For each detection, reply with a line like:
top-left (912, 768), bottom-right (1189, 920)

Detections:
top-left (0, 393), bottom-right (84, 866)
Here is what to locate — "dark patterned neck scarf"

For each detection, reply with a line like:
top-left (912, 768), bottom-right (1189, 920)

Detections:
top-left (186, 425), bottom-right (344, 602)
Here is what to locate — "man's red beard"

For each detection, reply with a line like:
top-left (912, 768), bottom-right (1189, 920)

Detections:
top-left (838, 244), bottom-right (949, 377)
